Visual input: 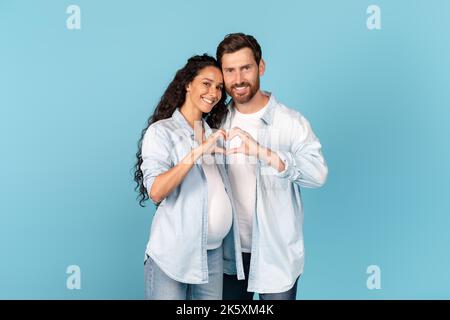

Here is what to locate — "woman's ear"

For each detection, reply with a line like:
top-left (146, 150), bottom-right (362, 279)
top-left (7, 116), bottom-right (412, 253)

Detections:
top-left (185, 83), bottom-right (191, 93)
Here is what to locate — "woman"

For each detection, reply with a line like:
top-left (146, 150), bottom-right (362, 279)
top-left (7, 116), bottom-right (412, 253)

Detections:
top-left (134, 54), bottom-right (244, 300)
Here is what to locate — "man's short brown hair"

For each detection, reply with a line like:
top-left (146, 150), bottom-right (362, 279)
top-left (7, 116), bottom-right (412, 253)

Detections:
top-left (216, 33), bottom-right (262, 66)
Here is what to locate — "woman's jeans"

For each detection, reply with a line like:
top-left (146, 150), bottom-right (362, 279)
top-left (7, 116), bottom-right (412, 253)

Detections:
top-left (144, 246), bottom-right (223, 300)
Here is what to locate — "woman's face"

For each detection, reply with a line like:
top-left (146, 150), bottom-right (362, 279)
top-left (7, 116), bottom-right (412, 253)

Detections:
top-left (186, 66), bottom-right (224, 114)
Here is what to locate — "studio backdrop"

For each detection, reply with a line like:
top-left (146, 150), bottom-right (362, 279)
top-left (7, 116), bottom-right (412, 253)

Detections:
top-left (1, 0), bottom-right (449, 299)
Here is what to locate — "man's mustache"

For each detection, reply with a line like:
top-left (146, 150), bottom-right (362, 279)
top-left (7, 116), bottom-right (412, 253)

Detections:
top-left (231, 82), bottom-right (251, 89)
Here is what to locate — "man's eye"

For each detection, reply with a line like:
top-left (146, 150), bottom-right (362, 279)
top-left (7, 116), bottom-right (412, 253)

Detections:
top-left (203, 82), bottom-right (210, 87)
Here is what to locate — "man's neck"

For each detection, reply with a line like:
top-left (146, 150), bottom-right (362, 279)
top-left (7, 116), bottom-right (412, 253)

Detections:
top-left (234, 90), bottom-right (270, 114)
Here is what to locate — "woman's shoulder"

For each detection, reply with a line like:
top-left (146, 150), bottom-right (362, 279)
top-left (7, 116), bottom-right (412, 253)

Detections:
top-left (145, 117), bottom-right (177, 137)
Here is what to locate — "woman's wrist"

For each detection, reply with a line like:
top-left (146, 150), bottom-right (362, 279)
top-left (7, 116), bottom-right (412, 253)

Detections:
top-left (180, 147), bottom-right (202, 165)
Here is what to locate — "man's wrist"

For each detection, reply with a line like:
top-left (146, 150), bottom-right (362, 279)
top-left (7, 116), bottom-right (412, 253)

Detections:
top-left (257, 145), bottom-right (269, 162)
top-left (258, 146), bottom-right (286, 172)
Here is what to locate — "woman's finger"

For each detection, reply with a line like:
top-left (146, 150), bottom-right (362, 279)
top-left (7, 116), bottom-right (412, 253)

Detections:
top-left (213, 147), bottom-right (226, 154)
top-left (213, 130), bottom-right (227, 141)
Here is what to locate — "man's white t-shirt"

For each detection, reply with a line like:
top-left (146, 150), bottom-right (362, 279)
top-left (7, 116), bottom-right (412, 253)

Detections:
top-left (227, 104), bottom-right (269, 252)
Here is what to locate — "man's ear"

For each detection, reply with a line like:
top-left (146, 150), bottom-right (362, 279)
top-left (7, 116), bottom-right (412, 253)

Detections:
top-left (259, 58), bottom-right (266, 77)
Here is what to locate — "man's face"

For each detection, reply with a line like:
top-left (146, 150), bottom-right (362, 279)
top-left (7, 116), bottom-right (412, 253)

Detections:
top-left (221, 48), bottom-right (263, 104)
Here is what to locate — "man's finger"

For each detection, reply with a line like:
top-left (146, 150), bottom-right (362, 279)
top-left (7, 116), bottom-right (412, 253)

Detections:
top-left (227, 130), bottom-right (246, 142)
top-left (227, 127), bottom-right (243, 138)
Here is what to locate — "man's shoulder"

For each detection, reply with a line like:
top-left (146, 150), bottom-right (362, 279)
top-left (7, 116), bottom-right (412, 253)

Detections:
top-left (271, 98), bottom-right (305, 123)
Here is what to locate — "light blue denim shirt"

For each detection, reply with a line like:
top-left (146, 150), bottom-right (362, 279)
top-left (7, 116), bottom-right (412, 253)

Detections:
top-left (222, 92), bottom-right (328, 293)
top-left (140, 108), bottom-right (244, 284)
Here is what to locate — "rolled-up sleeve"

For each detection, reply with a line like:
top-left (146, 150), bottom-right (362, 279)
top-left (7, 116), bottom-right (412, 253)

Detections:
top-left (140, 125), bottom-right (173, 201)
top-left (275, 115), bottom-right (328, 188)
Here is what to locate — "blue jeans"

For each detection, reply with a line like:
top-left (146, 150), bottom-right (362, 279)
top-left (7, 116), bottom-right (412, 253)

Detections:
top-left (223, 252), bottom-right (299, 300)
top-left (144, 246), bottom-right (223, 300)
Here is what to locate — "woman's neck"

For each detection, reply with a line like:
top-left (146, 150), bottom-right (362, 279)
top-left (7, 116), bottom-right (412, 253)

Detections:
top-left (179, 103), bottom-right (205, 143)
top-left (179, 103), bottom-right (203, 129)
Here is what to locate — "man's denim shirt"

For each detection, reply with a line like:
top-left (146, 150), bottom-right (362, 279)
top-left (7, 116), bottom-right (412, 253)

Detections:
top-left (140, 108), bottom-right (244, 284)
top-left (222, 92), bottom-right (328, 293)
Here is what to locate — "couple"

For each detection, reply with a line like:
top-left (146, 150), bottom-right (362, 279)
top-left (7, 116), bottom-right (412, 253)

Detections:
top-left (134, 33), bottom-right (328, 300)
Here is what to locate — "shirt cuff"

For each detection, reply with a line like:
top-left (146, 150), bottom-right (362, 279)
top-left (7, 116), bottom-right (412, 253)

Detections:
top-left (143, 175), bottom-right (161, 205)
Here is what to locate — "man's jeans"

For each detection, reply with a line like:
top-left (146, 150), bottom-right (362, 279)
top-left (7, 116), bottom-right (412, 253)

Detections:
top-left (144, 246), bottom-right (223, 300)
top-left (223, 252), bottom-right (299, 300)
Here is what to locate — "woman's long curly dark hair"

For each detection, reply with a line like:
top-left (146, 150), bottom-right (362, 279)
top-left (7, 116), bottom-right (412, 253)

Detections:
top-left (134, 54), bottom-right (229, 207)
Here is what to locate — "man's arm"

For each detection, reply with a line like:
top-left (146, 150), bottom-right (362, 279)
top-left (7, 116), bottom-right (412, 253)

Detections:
top-left (226, 115), bottom-right (328, 188)
top-left (273, 115), bottom-right (328, 188)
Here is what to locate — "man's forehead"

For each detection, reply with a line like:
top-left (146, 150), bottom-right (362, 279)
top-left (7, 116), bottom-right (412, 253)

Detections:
top-left (221, 48), bottom-right (256, 67)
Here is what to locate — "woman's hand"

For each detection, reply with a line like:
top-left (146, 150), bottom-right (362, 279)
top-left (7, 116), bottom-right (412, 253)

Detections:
top-left (190, 129), bottom-right (227, 161)
top-left (150, 129), bottom-right (226, 203)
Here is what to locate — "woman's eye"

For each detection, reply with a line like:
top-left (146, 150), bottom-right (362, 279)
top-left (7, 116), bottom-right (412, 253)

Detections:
top-left (203, 82), bottom-right (210, 87)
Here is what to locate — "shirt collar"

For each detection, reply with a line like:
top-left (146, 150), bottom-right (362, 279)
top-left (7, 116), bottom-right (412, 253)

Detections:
top-left (227, 91), bottom-right (278, 126)
top-left (171, 108), bottom-right (212, 138)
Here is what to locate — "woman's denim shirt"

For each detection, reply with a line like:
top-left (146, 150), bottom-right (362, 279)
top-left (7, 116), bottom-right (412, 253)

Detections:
top-left (140, 108), bottom-right (244, 284)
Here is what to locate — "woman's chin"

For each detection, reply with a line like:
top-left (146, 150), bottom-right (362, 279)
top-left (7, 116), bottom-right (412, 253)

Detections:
top-left (201, 105), bottom-right (215, 114)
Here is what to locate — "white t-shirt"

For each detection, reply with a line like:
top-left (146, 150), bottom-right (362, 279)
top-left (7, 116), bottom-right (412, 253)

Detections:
top-left (202, 156), bottom-right (233, 250)
top-left (227, 105), bottom-right (268, 252)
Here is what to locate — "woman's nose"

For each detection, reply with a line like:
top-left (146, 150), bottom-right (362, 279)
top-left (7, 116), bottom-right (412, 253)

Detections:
top-left (209, 87), bottom-right (219, 98)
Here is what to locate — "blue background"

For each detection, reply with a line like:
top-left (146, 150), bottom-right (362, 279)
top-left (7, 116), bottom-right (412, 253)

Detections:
top-left (1, 0), bottom-right (449, 299)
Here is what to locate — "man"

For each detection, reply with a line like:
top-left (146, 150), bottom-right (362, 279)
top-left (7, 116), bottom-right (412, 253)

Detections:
top-left (217, 33), bottom-right (328, 300)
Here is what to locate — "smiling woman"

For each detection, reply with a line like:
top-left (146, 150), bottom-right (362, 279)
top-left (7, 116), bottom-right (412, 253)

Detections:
top-left (134, 55), bottom-right (228, 207)
top-left (133, 54), bottom-right (244, 300)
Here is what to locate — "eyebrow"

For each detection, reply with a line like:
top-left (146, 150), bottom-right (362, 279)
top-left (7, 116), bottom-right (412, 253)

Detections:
top-left (224, 64), bottom-right (252, 70)
top-left (203, 78), bottom-right (223, 87)
top-left (202, 77), bottom-right (223, 85)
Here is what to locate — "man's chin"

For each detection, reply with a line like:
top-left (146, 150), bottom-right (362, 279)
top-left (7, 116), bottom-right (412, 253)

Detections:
top-left (231, 94), bottom-right (252, 104)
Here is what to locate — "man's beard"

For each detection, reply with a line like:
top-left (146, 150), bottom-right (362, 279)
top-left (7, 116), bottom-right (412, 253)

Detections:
top-left (227, 77), bottom-right (260, 104)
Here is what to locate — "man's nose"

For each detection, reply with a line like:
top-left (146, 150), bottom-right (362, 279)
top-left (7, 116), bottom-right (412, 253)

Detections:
top-left (235, 71), bottom-right (242, 85)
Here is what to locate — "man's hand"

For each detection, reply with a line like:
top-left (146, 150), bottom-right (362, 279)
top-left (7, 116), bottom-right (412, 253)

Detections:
top-left (226, 127), bottom-right (286, 172)
top-left (226, 127), bottom-right (260, 157)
